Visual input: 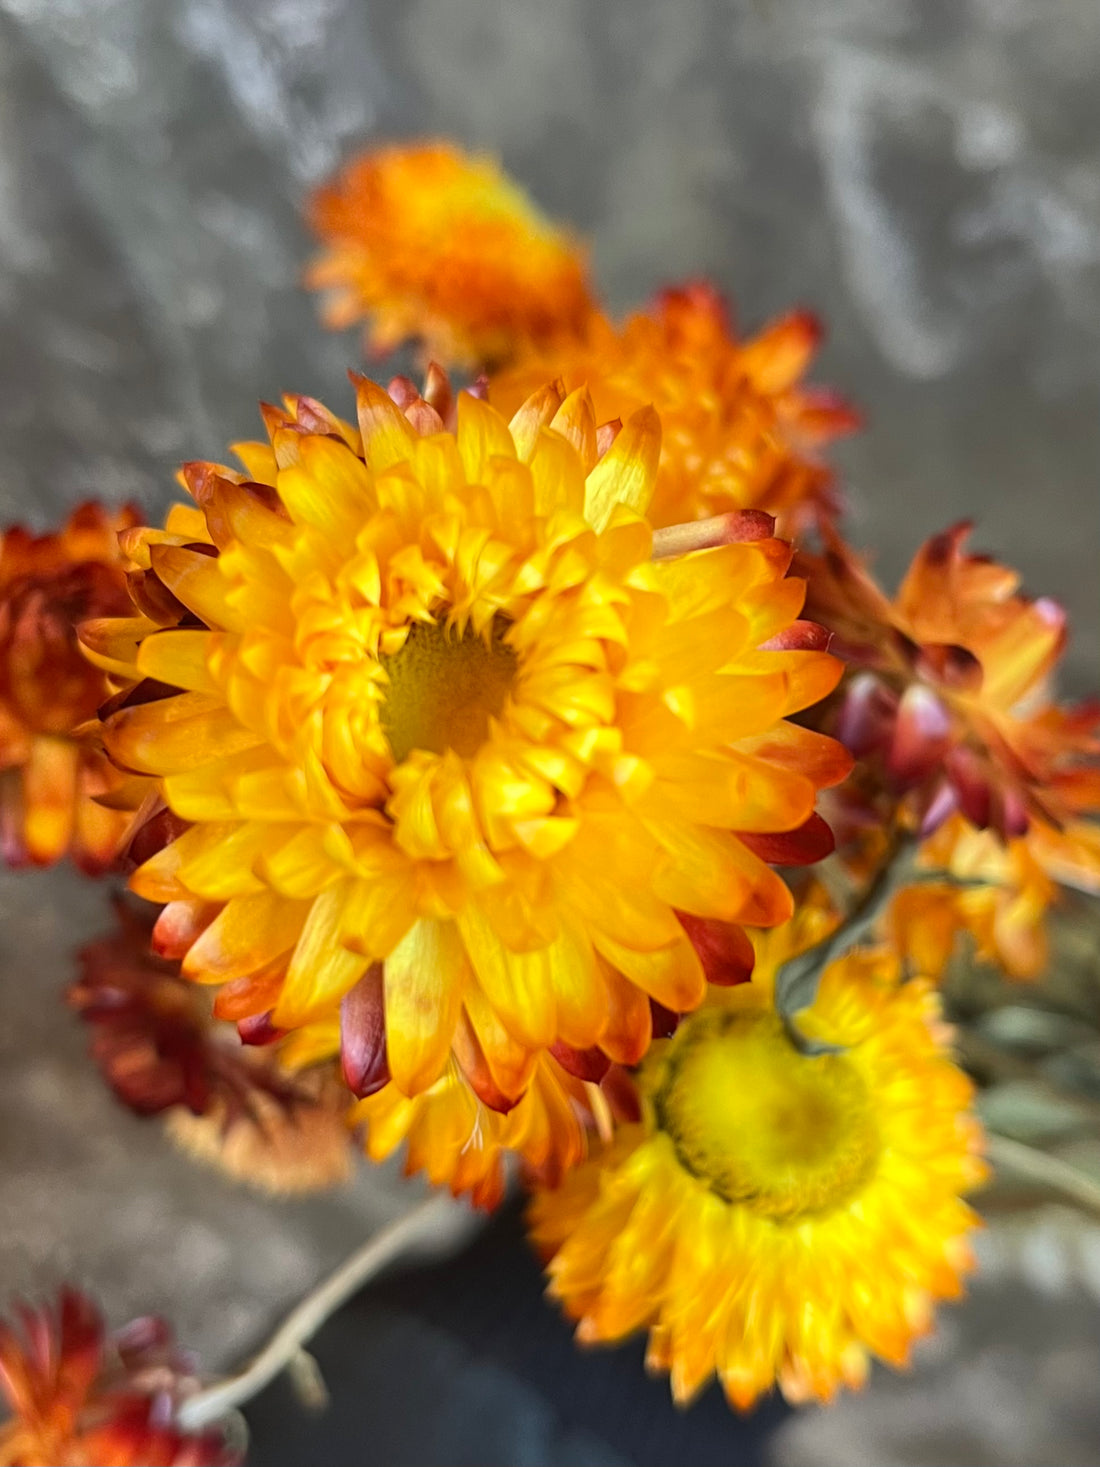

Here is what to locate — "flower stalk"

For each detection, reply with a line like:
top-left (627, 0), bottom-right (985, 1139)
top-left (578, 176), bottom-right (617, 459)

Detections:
top-left (179, 1194), bottom-right (473, 1431)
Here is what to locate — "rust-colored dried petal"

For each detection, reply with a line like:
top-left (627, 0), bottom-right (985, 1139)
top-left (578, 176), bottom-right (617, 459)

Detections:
top-left (340, 962), bottom-right (389, 1099)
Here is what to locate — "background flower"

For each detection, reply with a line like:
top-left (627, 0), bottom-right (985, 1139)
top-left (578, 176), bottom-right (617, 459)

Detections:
top-left (491, 281), bottom-right (859, 534)
top-left (69, 900), bottom-right (353, 1194)
top-left (0, 1287), bottom-right (239, 1466)
top-left (0, 503), bottom-right (139, 873)
top-left (802, 522), bottom-right (1099, 840)
top-left (307, 140), bottom-right (594, 368)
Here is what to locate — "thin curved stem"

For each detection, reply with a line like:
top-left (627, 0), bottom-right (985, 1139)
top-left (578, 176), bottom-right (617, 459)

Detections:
top-left (178, 1194), bottom-right (470, 1430)
top-left (986, 1133), bottom-right (1100, 1220)
top-left (774, 832), bottom-right (918, 1047)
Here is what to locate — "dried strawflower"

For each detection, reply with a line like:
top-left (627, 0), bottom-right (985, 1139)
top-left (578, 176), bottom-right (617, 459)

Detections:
top-left (0, 1287), bottom-right (239, 1466)
top-left (803, 522), bottom-right (1099, 839)
top-left (70, 901), bottom-right (352, 1194)
top-left (0, 504), bottom-right (139, 872)
top-left (307, 140), bottom-right (593, 368)
top-left (492, 282), bottom-right (858, 534)
top-left (81, 375), bottom-right (851, 1118)
top-left (529, 928), bottom-right (985, 1410)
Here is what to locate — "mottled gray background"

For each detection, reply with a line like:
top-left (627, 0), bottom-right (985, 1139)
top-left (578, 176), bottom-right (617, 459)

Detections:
top-left (0, 2), bottom-right (1098, 1464)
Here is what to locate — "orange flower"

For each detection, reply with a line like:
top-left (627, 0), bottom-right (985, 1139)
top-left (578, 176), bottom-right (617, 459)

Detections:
top-left (0, 1288), bottom-right (238, 1466)
top-left (352, 1046), bottom-right (596, 1211)
top-left (803, 522), bottom-right (1100, 840)
top-left (0, 503), bottom-right (140, 873)
top-left (888, 811), bottom-right (1100, 980)
top-left (307, 140), bottom-right (594, 368)
top-left (491, 282), bottom-right (859, 533)
top-left (70, 901), bottom-right (352, 1193)
top-left (82, 372), bottom-right (850, 1117)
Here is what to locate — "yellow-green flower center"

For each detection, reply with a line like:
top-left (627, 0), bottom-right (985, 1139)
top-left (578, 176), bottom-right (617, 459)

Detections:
top-left (654, 1008), bottom-right (880, 1220)
top-left (379, 618), bottom-right (519, 763)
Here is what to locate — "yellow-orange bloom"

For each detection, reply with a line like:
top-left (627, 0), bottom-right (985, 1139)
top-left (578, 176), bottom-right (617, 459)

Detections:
top-left (84, 376), bottom-right (850, 1116)
top-left (803, 523), bottom-right (1100, 839)
top-left (0, 503), bottom-right (139, 873)
top-left (529, 937), bottom-right (985, 1411)
top-left (307, 140), bottom-right (594, 368)
top-left (491, 282), bottom-right (859, 533)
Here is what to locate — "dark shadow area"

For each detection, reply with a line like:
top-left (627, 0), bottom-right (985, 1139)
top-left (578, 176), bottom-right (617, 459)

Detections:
top-left (245, 1199), bottom-right (788, 1467)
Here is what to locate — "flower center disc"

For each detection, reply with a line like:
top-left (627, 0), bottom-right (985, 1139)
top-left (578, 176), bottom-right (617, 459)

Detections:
top-left (379, 617), bottom-right (519, 763)
top-left (655, 1009), bottom-right (880, 1220)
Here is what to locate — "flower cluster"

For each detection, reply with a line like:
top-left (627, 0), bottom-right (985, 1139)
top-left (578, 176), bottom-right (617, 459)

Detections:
top-left (307, 140), bottom-right (594, 368)
top-left (3, 137), bottom-right (1093, 1427)
top-left (800, 524), bottom-right (1100, 979)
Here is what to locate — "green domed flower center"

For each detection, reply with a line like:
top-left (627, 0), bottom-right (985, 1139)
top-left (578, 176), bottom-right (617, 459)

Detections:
top-left (379, 617), bottom-right (518, 763)
top-left (654, 1008), bottom-right (880, 1220)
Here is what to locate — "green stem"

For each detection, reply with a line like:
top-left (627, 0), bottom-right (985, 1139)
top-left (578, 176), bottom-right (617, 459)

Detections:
top-left (775, 832), bottom-right (918, 1052)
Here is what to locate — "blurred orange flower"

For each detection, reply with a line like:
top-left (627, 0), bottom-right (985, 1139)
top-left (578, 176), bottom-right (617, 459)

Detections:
top-left (491, 282), bottom-right (859, 534)
top-left (0, 1287), bottom-right (239, 1466)
top-left (307, 140), bottom-right (594, 368)
top-left (70, 901), bottom-right (352, 1194)
top-left (888, 811), bottom-right (1100, 980)
top-left (0, 503), bottom-right (140, 873)
top-left (804, 522), bottom-right (1100, 841)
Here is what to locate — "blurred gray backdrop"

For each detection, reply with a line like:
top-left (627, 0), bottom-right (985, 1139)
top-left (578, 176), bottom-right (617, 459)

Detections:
top-left (0, 3), bottom-right (1099, 1465)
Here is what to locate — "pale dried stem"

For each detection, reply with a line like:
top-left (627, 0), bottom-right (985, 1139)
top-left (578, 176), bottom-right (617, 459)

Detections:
top-left (178, 1194), bottom-right (470, 1431)
top-left (986, 1132), bottom-right (1100, 1220)
top-left (650, 515), bottom-right (744, 560)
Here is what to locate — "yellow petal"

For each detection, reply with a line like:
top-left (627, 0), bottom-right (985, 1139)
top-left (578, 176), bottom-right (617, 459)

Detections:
top-left (529, 427), bottom-right (587, 517)
top-left (149, 544), bottom-right (246, 632)
top-left (456, 391), bottom-right (516, 481)
top-left (278, 434), bottom-right (373, 537)
top-left (275, 882), bottom-right (369, 1024)
top-left (185, 889), bottom-right (311, 981)
top-left (590, 928), bottom-right (705, 1012)
top-left (353, 374), bottom-right (417, 473)
top-left (457, 902), bottom-right (557, 1049)
top-left (583, 404), bottom-right (660, 532)
top-left (650, 821), bottom-right (794, 926)
top-left (549, 387), bottom-right (598, 474)
top-left (231, 438), bottom-right (279, 485)
top-left (135, 630), bottom-right (218, 693)
top-left (78, 616), bottom-right (153, 678)
top-left (106, 695), bottom-right (261, 775)
top-left (508, 381), bottom-right (565, 463)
